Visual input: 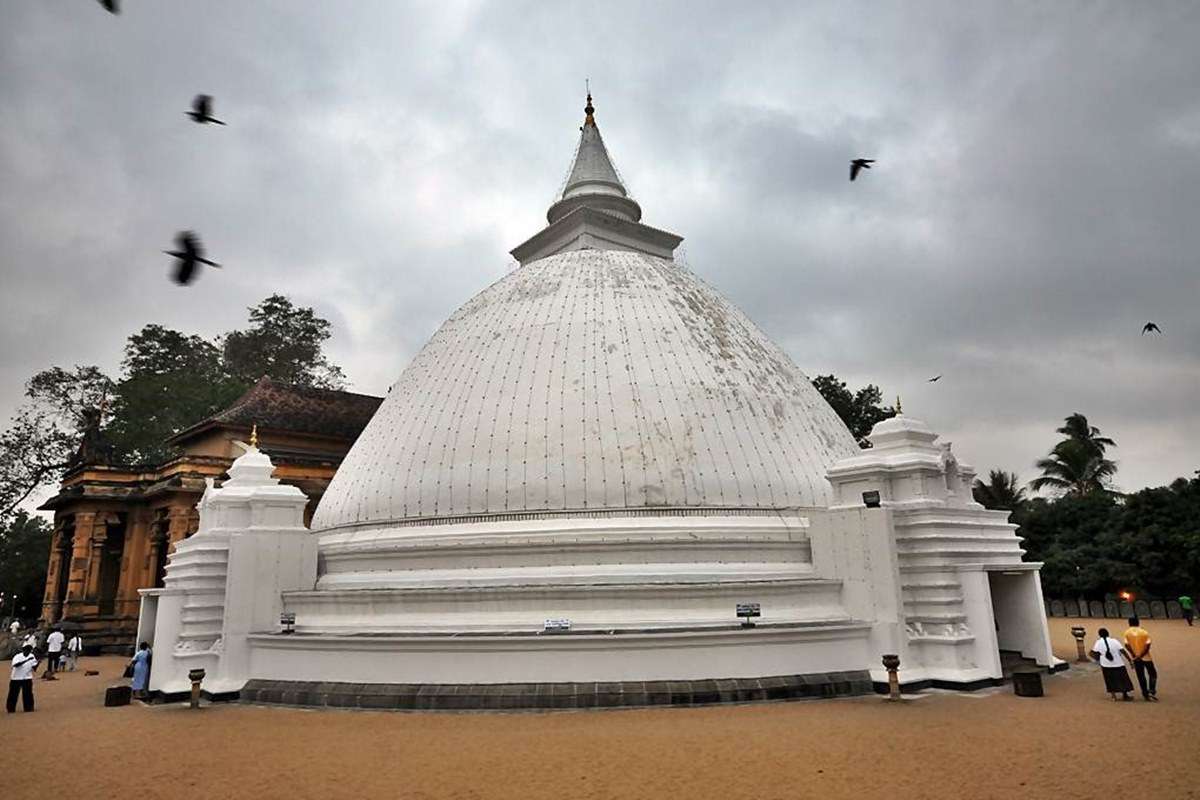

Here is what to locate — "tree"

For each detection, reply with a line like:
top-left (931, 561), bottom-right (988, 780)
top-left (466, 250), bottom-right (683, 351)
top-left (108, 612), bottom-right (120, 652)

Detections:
top-left (105, 324), bottom-right (244, 464)
top-left (0, 366), bottom-right (113, 522)
top-left (972, 469), bottom-right (1028, 510)
top-left (1030, 414), bottom-right (1118, 497)
top-left (0, 511), bottom-right (52, 622)
top-left (811, 374), bottom-right (897, 448)
top-left (1016, 472), bottom-right (1200, 598)
top-left (224, 295), bottom-right (345, 389)
top-left (0, 295), bottom-right (346, 514)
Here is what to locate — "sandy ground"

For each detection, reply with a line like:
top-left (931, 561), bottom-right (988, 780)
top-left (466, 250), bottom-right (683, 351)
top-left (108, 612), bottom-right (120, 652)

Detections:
top-left (2, 617), bottom-right (1197, 800)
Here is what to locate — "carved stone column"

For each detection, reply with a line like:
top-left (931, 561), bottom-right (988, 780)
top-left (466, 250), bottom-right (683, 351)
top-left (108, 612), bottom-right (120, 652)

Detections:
top-left (41, 524), bottom-right (66, 622)
top-left (63, 511), bottom-right (97, 617)
top-left (167, 505), bottom-right (193, 553)
top-left (83, 515), bottom-right (113, 601)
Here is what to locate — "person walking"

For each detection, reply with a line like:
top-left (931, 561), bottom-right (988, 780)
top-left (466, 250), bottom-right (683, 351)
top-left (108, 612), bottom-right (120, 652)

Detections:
top-left (1090, 627), bottom-right (1134, 701)
top-left (65, 633), bottom-right (83, 671)
top-left (1123, 616), bottom-right (1158, 701)
top-left (129, 642), bottom-right (152, 698)
top-left (7, 644), bottom-right (38, 713)
top-left (1180, 595), bottom-right (1194, 627)
top-left (44, 627), bottom-right (64, 678)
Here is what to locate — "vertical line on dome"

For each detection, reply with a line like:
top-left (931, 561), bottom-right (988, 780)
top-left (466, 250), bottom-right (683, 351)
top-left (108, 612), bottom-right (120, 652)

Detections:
top-left (597, 255), bottom-right (630, 509)
top-left (609, 252), bottom-right (654, 507)
top-left (620, 252), bottom-right (669, 506)
top-left (641, 254), bottom-right (730, 507)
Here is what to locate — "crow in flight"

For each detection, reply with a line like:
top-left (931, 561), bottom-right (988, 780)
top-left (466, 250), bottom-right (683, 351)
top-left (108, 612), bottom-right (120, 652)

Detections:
top-left (186, 95), bottom-right (226, 125)
top-left (165, 231), bottom-right (221, 285)
top-left (1142, 322), bottom-right (1162, 335)
top-left (98, 0), bottom-right (118, 13)
top-left (928, 375), bottom-right (942, 383)
top-left (850, 158), bottom-right (875, 181)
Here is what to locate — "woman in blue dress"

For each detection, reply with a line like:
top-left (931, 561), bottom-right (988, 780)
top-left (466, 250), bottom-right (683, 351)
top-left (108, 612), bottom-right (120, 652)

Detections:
top-left (130, 641), bottom-right (152, 697)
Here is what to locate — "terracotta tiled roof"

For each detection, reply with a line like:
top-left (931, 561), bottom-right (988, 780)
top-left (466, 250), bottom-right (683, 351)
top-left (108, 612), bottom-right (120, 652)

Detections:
top-left (171, 377), bottom-right (382, 444)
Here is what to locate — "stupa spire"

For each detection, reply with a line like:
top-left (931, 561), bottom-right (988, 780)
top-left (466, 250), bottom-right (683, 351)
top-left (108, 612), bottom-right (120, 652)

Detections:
top-left (510, 92), bottom-right (681, 266)
top-left (547, 91), bottom-right (642, 224)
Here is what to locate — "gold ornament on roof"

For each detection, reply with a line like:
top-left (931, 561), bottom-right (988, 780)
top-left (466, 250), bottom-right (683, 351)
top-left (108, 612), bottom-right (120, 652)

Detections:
top-left (250, 424), bottom-right (258, 448)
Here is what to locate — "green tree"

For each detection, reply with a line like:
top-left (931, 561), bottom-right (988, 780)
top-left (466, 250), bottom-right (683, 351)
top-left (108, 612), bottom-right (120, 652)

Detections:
top-left (972, 469), bottom-right (1028, 510)
top-left (223, 295), bottom-right (345, 389)
top-left (0, 366), bottom-right (113, 522)
top-left (105, 324), bottom-right (244, 463)
top-left (0, 295), bottom-right (346, 511)
top-left (1030, 413), bottom-right (1118, 496)
top-left (0, 510), bottom-right (52, 622)
top-left (811, 374), bottom-right (897, 448)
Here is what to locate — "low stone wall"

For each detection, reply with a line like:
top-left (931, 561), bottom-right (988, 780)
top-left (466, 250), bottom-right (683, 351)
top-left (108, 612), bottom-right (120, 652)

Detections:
top-left (240, 670), bottom-right (873, 711)
top-left (1045, 598), bottom-right (1184, 620)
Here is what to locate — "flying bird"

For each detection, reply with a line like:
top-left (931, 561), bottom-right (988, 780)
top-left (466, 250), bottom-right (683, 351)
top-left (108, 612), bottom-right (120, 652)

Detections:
top-left (1142, 322), bottom-right (1162, 335)
top-left (927, 375), bottom-right (942, 383)
top-left (850, 158), bottom-right (875, 181)
top-left (186, 95), bottom-right (226, 125)
top-left (164, 231), bottom-right (221, 285)
top-left (97, 0), bottom-right (119, 13)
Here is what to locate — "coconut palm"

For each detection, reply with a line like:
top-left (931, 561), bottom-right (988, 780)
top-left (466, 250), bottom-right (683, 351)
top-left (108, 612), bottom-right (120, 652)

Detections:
top-left (1030, 438), bottom-right (1117, 497)
top-left (1056, 413), bottom-right (1115, 457)
top-left (972, 470), bottom-right (1028, 510)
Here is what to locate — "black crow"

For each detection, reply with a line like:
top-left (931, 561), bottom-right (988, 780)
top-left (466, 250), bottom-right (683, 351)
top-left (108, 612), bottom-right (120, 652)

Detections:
top-left (165, 231), bottom-right (221, 285)
top-left (850, 158), bottom-right (875, 181)
top-left (187, 94), bottom-right (226, 125)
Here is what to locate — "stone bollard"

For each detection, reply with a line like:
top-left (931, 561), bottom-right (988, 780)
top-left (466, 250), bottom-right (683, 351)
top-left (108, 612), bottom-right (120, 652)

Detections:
top-left (188, 668), bottom-right (206, 709)
top-left (1070, 626), bottom-right (1088, 662)
top-left (881, 654), bottom-right (901, 700)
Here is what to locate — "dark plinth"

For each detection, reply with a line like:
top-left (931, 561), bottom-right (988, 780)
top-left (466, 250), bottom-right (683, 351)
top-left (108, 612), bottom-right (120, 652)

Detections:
top-left (240, 670), bottom-right (874, 712)
top-left (104, 684), bottom-right (132, 707)
top-left (1011, 670), bottom-right (1044, 698)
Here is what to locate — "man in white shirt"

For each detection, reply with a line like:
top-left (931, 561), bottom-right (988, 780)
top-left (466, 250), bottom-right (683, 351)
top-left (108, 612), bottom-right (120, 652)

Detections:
top-left (66, 634), bottom-right (83, 671)
top-left (7, 644), bottom-right (38, 713)
top-left (8, 620), bottom-right (18, 636)
top-left (45, 628), bottom-right (65, 677)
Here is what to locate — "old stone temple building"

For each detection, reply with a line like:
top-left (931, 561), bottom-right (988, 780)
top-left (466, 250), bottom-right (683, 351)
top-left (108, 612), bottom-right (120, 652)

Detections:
top-left (137, 95), bottom-right (1060, 706)
top-left (38, 378), bottom-right (381, 650)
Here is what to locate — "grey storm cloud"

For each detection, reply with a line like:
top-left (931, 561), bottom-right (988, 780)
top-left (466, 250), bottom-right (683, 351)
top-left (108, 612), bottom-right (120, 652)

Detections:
top-left (2, 1), bottom-right (1198, 498)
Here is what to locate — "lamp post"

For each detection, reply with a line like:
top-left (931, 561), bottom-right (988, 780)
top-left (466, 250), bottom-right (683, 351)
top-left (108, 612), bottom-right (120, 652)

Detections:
top-left (1070, 626), bottom-right (1088, 662)
top-left (881, 654), bottom-right (901, 700)
top-left (188, 668), bottom-right (206, 709)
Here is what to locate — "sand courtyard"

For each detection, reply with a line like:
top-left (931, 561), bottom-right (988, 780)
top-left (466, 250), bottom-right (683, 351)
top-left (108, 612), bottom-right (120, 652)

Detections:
top-left (2, 617), bottom-right (1197, 799)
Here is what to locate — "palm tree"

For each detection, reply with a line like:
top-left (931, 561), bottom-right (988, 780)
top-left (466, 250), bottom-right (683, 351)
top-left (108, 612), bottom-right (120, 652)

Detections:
top-left (1030, 438), bottom-right (1117, 497)
top-left (1056, 413), bottom-right (1115, 457)
top-left (972, 470), bottom-right (1028, 510)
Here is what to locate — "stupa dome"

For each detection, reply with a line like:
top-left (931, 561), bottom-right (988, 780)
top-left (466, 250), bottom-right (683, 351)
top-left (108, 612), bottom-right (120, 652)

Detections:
top-left (312, 95), bottom-right (857, 532)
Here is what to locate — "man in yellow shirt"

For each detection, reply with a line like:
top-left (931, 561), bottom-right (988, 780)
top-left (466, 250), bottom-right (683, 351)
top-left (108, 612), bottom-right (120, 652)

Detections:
top-left (1122, 617), bottom-right (1158, 701)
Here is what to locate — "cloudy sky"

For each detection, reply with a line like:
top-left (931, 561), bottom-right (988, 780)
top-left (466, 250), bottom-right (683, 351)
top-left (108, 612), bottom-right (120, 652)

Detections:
top-left (3, 1), bottom-right (1198, 498)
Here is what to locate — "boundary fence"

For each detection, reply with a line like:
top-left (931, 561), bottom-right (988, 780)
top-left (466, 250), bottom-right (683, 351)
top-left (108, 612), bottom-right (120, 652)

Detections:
top-left (1045, 597), bottom-right (1185, 620)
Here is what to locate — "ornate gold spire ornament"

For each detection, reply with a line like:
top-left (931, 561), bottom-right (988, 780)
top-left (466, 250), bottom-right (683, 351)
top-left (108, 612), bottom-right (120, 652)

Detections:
top-left (895, 396), bottom-right (903, 415)
top-left (250, 423), bottom-right (258, 448)
top-left (584, 91), bottom-right (595, 127)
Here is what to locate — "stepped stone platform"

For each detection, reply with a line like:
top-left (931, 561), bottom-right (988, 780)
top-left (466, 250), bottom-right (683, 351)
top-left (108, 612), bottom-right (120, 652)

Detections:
top-left (240, 670), bottom-right (873, 711)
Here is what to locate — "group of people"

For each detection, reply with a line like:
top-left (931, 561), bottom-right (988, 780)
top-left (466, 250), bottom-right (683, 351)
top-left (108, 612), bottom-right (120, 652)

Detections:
top-left (1090, 616), bottom-right (1160, 701)
top-left (5, 625), bottom-right (84, 714)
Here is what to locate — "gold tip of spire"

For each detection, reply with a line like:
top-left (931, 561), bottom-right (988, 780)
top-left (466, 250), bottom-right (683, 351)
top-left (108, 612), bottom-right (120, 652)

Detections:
top-left (584, 91), bottom-right (595, 127)
top-left (250, 424), bottom-right (258, 448)
top-left (895, 396), bottom-right (903, 415)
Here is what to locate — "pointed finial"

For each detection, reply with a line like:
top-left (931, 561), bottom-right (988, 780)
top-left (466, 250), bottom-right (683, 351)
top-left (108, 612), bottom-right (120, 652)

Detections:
top-left (895, 396), bottom-right (903, 415)
top-left (250, 424), bottom-right (258, 448)
top-left (584, 87), bottom-right (595, 127)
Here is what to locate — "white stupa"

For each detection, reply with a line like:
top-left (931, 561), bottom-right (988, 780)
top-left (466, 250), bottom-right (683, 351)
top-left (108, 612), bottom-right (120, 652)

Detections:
top-left (140, 96), bottom-right (1060, 708)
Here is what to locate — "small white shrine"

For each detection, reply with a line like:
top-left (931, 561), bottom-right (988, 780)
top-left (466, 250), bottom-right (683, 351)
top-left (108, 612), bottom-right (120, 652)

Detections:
top-left (139, 95), bottom-right (1059, 707)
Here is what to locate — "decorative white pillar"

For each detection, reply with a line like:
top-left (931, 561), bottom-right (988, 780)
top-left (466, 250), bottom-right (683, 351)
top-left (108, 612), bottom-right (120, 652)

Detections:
top-left (825, 413), bottom-right (1058, 689)
top-left (140, 439), bottom-right (315, 696)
